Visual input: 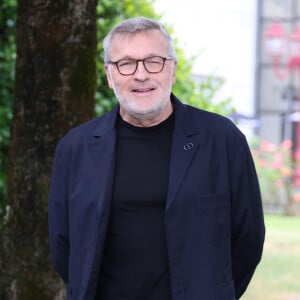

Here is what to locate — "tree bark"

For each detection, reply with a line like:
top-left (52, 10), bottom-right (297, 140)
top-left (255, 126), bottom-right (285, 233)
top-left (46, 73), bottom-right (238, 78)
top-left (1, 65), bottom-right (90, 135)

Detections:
top-left (0, 0), bottom-right (97, 299)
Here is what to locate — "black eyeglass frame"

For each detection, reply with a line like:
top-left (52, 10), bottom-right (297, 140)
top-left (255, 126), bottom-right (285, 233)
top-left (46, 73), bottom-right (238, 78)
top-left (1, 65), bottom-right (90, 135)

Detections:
top-left (107, 55), bottom-right (174, 76)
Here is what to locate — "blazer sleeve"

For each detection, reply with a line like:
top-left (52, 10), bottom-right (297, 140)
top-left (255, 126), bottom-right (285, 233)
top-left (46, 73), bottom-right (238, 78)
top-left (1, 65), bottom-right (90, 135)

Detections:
top-left (48, 139), bottom-right (70, 284)
top-left (230, 133), bottom-right (265, 298)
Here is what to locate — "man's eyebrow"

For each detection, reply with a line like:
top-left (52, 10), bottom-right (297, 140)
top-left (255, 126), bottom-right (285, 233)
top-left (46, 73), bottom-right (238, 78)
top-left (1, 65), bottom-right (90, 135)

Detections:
top-left (117, 55), bottom-right (134, 60)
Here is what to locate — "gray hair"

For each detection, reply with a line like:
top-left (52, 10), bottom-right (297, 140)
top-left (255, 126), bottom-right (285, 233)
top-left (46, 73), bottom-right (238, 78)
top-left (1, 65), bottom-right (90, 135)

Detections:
top-left (103, 16), bottom-right (176, 62)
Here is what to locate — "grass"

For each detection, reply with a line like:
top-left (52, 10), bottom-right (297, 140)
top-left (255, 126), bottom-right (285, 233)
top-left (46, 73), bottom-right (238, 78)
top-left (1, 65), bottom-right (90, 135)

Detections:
top-left (242, 214), bottom-right (300, 300)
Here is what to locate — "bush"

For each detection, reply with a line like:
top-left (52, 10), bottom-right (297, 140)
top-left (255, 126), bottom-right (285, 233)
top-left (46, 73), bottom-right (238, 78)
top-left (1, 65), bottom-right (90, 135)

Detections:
top-left (250, 138), bottom-right (300, 215)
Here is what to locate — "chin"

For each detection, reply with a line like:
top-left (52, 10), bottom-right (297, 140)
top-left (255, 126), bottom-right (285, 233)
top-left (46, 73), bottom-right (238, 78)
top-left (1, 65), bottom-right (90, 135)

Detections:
top-left (128, 106), bottom-right (162, 120)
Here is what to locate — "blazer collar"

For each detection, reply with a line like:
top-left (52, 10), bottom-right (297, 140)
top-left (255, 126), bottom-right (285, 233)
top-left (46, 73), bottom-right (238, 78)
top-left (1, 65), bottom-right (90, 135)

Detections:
top-left (171, 93), bottom-right (199, 137)
top-left (92, 104), bottom-right (120, 138)
top-left (166, 94), bottom-right (200, 211)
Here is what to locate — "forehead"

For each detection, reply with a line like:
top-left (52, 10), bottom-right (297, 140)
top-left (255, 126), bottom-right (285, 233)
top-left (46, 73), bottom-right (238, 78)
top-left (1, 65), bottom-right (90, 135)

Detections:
top-left (109, 29), bottom-right (169, 59)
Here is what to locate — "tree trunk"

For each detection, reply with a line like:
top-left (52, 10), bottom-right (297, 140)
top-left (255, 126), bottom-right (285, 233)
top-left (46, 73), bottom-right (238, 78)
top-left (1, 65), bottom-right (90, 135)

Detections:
top-left (0, 0), bottom-right (97, 299)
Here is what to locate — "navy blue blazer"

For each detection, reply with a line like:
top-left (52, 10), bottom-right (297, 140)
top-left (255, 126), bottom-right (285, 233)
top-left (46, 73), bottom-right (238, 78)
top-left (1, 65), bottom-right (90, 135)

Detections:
top-left (49, 94), bottom-right (265, 300)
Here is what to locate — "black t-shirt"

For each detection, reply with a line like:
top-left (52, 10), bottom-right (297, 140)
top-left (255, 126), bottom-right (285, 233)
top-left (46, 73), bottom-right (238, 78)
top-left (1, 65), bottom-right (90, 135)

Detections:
top-left (96, 113), bottom-right (174, 300)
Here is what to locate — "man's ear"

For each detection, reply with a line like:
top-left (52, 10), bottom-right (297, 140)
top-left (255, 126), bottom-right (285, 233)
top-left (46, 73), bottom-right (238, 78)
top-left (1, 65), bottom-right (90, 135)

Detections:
top-left (104, 64), bottom-right (114, 89)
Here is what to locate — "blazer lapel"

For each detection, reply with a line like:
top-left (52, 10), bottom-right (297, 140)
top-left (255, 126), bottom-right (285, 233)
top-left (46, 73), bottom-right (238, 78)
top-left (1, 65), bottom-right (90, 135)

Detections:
top-left (88, 105), bottom-right (119, 215)
top-left (166, 96), bottom-right (200, 211)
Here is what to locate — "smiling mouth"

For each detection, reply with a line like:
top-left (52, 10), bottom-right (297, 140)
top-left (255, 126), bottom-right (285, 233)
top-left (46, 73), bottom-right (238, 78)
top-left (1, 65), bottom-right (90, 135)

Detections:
top-left (132, 88), bottom-right (155, 93)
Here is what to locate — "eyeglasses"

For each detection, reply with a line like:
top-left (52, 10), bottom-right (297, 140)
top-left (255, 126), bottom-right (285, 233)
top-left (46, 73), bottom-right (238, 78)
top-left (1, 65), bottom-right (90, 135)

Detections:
top-left (107, 56), bottom-right (174, 76)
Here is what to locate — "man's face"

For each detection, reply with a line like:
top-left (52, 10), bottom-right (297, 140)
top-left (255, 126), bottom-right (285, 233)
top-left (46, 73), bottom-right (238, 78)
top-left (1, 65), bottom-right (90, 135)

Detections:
top-left (105, 30), bottom-right (177, 126)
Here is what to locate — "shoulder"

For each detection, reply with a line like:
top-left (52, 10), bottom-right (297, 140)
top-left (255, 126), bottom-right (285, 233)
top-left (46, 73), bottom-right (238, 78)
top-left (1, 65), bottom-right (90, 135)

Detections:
top-left (191, 105), bottom-right (240, 135)
top-left (56, 106), bottom-right (118, 152)
top-left (172, 94), bottom-right (249, 155)
top-left (182, 103), bottom-right (252, 162)
top-left (176, 98), bottom-right (244, 140)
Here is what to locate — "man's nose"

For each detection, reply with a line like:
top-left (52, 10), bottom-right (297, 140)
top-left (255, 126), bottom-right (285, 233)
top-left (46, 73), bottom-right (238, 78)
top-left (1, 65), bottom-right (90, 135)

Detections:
top-left (134, 61), bottom-right (148, 79)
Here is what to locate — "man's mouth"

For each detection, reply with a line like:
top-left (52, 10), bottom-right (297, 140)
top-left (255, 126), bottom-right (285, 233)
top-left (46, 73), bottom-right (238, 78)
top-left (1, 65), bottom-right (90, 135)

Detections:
top-left (132, 88), bottom-right (155, 93)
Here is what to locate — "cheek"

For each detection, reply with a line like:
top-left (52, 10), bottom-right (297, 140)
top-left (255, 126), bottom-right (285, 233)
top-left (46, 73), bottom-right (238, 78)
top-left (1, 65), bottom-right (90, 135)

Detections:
top-left (105, 66), bottom-right (115, 89)
top-left (171, 66), bottom-right (177, 85)
top-left (171, 75), bottom-right (176, 85)
top-left (111, 78), bottom-right (127, 92)
top-left (107, 75), bottom-right (121, 90)
top-left (159, 66), bottom-right (176, 87)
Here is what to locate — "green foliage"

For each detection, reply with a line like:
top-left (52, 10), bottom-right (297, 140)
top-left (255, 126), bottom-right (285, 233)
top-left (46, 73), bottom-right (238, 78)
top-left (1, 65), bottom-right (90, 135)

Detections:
top-left (0, 0), bottom-right (17, 219)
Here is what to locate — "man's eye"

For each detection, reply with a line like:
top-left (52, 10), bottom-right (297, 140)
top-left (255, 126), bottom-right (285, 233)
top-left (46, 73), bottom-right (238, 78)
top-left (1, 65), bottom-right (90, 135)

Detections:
top-left (147, 59), bottom-right (160, 64)
top-left (149, 61), bottom-right (161, 65)
top-left (119, 60), bottom-right (135, 67)
top-left (146, 57), bottom-right (162, 65)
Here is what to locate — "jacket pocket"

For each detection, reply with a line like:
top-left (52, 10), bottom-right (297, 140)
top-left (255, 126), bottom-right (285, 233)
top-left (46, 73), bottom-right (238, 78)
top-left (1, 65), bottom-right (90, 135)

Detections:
top-left (194, 192), bottom-right (231, 246)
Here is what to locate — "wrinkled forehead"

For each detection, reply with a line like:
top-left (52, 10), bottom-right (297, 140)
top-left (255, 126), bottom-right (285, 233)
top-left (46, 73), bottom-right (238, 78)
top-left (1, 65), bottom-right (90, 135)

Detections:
top-left (108, 30), bottom-right (170, 58)
top-left (110, 29), bottom-right (168, 45)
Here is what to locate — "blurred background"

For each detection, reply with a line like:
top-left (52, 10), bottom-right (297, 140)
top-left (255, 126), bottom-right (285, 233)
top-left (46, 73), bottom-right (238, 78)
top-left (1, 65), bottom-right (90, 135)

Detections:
top-left (0, 0), bottom-right (299, 299)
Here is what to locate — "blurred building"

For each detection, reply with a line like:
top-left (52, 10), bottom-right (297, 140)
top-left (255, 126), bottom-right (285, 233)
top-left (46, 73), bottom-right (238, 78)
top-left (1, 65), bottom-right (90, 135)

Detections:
top-left (257, 0), bottom-right (300, 147)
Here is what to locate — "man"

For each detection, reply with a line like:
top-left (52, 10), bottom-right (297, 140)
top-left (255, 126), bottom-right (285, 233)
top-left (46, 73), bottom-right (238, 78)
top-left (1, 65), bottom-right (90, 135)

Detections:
top-left (49, 17), bottom-right (265, 300)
